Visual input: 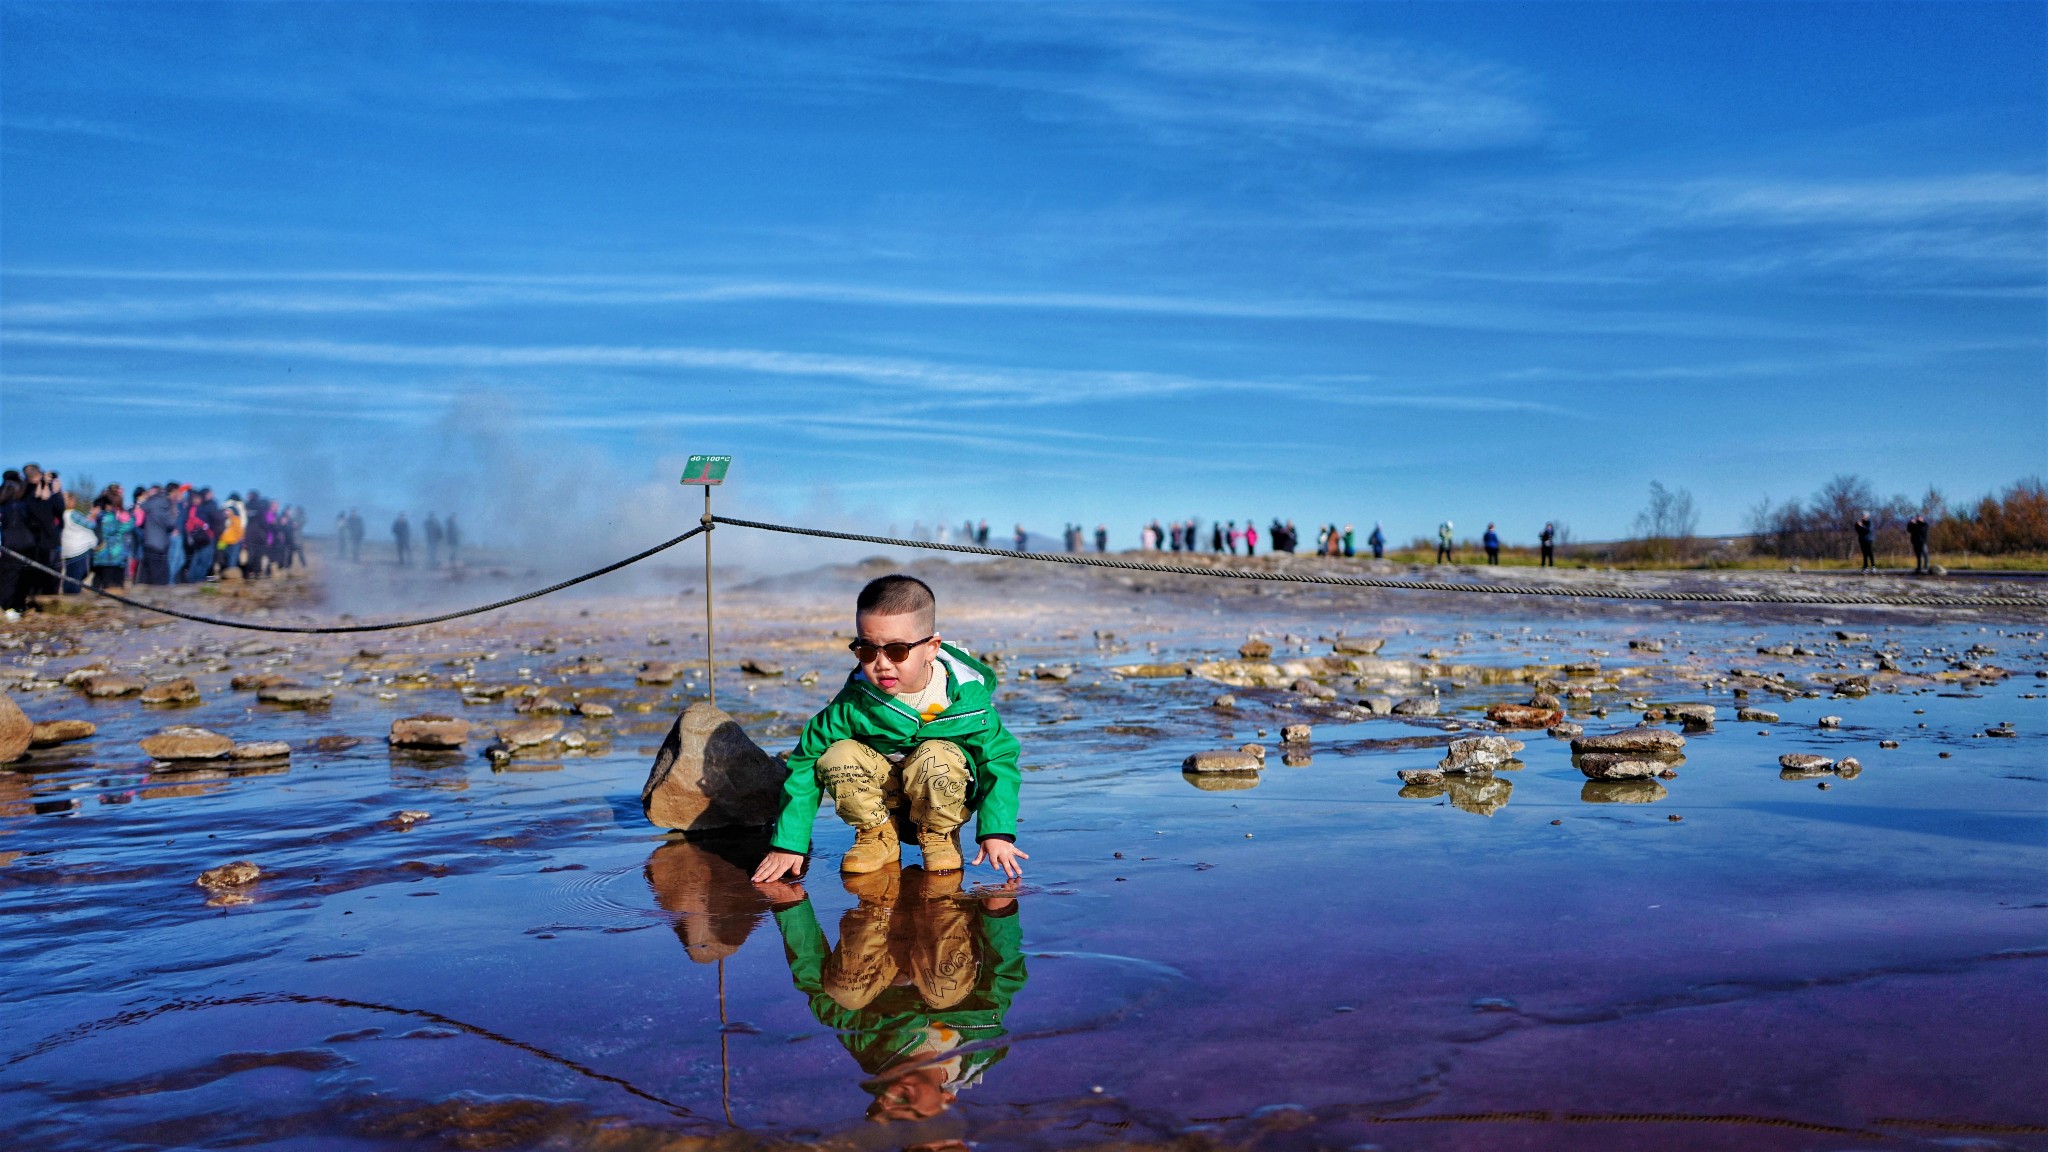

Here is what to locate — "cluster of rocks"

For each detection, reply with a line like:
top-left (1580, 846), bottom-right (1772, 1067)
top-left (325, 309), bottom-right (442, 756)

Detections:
top-left (1398, 735), bottom-right (1525, 787)
top-left (1779, 753), bottom-right (1863, 780)
top-left (139, 726), bottom-right (291, 763)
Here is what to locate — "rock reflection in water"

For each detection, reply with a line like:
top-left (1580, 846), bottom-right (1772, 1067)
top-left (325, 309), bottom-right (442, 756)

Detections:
top-left (1397, 776), bottom-right (1514, 814)
top-left (643, 838), bottom-right (773, 963)
top-left (1580, 779), bottom-right (1670, 804)
top-left (1448, 775), bottom-right (1512, 815)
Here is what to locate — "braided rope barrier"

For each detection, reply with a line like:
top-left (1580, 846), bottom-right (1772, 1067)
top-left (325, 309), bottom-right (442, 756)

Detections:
top-left (711, 516), bottom-right (2046, 610)
top-left (2, 514), bottom-right (2042, 636)
top-left (0, 523), bottom-right (705, 634)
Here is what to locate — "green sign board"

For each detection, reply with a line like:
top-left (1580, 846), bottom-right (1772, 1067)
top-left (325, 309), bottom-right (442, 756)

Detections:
top-left (680, 455), bottom-right (731, 485)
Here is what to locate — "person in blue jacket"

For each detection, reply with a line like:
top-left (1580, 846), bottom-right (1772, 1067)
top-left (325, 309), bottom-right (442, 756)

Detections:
top-left (1483, 523), bottom-right (1501, 565)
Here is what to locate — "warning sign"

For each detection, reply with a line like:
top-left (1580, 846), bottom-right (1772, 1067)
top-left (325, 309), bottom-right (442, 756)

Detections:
top-left (680, 455), bottom-right (731, 485)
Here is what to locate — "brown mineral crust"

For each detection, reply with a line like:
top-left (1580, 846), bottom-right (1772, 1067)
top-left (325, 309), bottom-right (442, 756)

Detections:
top-left (1184, 750), bottom-right (1263, 773)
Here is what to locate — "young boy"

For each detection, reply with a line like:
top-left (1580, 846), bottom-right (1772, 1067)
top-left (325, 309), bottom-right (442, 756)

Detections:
top-left (752, 575), bottom-right (1027, 882)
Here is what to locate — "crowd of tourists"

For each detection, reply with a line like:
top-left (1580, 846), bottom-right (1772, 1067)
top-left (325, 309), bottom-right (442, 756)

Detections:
top-left (0, 461), bottom-right (306, 613)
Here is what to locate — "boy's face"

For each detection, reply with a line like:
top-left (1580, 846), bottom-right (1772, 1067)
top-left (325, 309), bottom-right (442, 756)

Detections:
top-left (853, 609), bottom-right (939, 695)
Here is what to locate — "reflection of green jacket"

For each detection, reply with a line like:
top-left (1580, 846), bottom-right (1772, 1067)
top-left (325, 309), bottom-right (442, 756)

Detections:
top-left (772, 645), bottom-right (1022, 853)
top-left (773, 899), bottom-right (1026, 1084)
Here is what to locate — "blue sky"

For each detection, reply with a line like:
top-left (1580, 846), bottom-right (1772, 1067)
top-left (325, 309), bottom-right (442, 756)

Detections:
top-left (2, 2), bottom-right (2042, 550)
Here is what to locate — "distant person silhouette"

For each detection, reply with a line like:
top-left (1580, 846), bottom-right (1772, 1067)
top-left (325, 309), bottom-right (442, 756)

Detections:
top-left (1540, 522), bottom-right (1556, 567)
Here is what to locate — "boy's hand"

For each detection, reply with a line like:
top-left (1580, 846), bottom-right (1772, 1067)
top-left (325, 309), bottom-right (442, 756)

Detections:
top-left (972, 839), bottom-right (1029, 879)
top-left (751, 850), bottom-right (807, 884)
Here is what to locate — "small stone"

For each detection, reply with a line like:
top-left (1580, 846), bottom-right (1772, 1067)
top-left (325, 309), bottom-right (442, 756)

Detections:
top-left (1281, 724), bottom-right (1313, 744)
top-left (140, 678), bottom-right (201, 705)
top-left (1238, 743), bottom-right (1268, 762)
top-left (1818, 715), bottom-right (1842, 728)
top-left (483, 740), bottom-right (513, 765)
top-left (1628, 638), bottom-right (1665, 652)
top-left (1290, 678), bottom-right (1336, 699)
top-left (196, 861), bottom-right (261, 889)
top-left (576, 701), bottom-right (615, 718)
top-left (514, 694), bottom-right (572, 714)
top-left (1391, 697), bottom-right (1438, 717)
top-left (1359, 696), bottom-right (1395, 715)
top-left (1667, 814), bottom-right (1683, 822)
top-left (141, 726), bottom-right (234, 760)
top-left (740, 658), bottom-right (783, 677)
top-left (230, 672), bottom-right (296, 691)
top-left (1212, 694), bottom-right (1237, 710)
top-left (1184, 750), bottom-right (1262, 773)
top-left (636, 661), bottom-right (683, 685)
top-left (1529, 692), bottom-right (1564, 711)
top-left (1779, 753), bottom-right (1834, 771)
top-left (1331, 637), bottom-right (1386, 655)
top-left (1879, 739), bottom-right (1899, 749)
top-left (258, 685), bottom-right (334, 708)
top-left (1550, 819), bottom-right (1563, 825)
top-left (560, 731), bottom-right (588, 749)
top-left (1736, 708), bottom-right (1780, 724)
top-left (390, 715), bottom-right (470, 749)
top-left (393, 810), bottom-right (431, 826)
top-left (28, 718), bottom-right (95, 748)
top-left (1033, 665), bottom-right (1075, 681)
top-left (229, 741), bottom-right (291, 760)
top-left (1835, 631), bottom-right (1869, 642)
top-left (1238, 638), bottom-right (1273, 659)
top-left (1986, 726), bottom-right (2017, 738)
top-left (498, 717), bottom-right (564, 747)
top-left (1546, 722), bottom-right (1584, 739)
top-left (310, 735), bottom-right (362, 752)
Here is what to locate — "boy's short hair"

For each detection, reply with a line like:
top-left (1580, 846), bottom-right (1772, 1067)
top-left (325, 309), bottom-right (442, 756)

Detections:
top-left (856, 574), bottom-right (935, 625)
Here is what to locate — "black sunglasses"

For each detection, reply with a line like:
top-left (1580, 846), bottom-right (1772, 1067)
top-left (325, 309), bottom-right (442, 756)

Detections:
top-left (848, 635), bottom-right (935, 663)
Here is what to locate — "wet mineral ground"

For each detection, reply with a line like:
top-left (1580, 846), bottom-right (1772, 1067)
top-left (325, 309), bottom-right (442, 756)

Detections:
top-left (2, 553), bottom-right (2045, 1152)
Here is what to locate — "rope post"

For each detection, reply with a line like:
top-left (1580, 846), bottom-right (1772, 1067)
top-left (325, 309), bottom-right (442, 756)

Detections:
top-left (703, 486), bottom-right (715, 708)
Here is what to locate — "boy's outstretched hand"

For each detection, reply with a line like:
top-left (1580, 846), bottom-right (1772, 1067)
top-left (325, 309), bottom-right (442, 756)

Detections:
top-left (752, 849), bottom-right (807, 884)
top-left (973, 839), bottom-right (1029, 879)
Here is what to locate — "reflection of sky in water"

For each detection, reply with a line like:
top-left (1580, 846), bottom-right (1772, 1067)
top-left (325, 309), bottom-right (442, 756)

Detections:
top-left (1, 580), bottom-right (2043, 1149)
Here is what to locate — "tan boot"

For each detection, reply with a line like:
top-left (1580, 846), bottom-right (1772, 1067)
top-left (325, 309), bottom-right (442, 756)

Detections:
top-left (841, 821), bottom-right (901, 874)
top-left (917, 825), bottom-right (963, 873)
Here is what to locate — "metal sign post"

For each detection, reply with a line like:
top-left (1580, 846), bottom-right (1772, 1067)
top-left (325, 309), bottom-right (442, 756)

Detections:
top-left (681, 456), bottom-right (731, 707)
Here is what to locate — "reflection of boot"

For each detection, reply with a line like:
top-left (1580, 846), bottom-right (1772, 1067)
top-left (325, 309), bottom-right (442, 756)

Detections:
top-left (843, 821), bottom-right (901, 874)
top-left (906, 868), bottom-right (977, 1010)
top-left (825, 868), bottom-right (900, 1011)
top-left (916, 825), bottom-right (962, 873)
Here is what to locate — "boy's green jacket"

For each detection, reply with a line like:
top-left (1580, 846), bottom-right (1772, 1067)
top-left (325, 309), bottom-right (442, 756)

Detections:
top-left (771, 644), bottom-right (1021, 854)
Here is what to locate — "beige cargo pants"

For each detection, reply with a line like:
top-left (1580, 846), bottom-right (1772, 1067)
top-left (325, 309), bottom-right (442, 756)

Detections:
top-left (816, 738), bottom-right (971, 835)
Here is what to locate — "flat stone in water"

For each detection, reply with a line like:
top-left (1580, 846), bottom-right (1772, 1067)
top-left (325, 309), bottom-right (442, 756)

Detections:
top-left (576, 701), bottom-right (615, 718)
top-left (1486, 703), bottom-right (1560, 728)
top-left (1572, 729), bottom-right (1686, 757)
top-left (1576, 755), bottom-right (1665, 781)
top-left (140, 678), bottom-right (201, 705)
top-left (739, 659), bottom-right (783, 677)
top-left (1281, 724), bottom-right (1312, 744)
top-left (498, 717), bottom-right (563, 747)
top-left (230, 741), bottom-right (292, 760)
top-left (140, 726), bottom-right (235, 761)
top-left (1391, 697), bottom-right (1438, 717)
top-left (259, 685), bottom-right (333, 708)
top-left (1737, 708), bottom-right (1781, 723)
top-left (79, 673), bottom-right (145, 698)
top-left (28, 718), bottom-right (95, 748)
top-left (1185, 750), bottom-right (1263, 773)
top-left (390, 715), bottom-right (470, 748)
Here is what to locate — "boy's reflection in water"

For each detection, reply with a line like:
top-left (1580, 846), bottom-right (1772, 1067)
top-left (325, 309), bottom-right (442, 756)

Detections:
top-left (645, 840), bottom-right (1027, 1129)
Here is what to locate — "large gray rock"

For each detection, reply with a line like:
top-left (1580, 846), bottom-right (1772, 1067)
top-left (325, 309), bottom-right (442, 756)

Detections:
top-left (1575, 755), bottom-right (1664, 781)
top-left (1391, 697), bottom-right (1438, 717)
top-left (390, 715), bottom-right (470, 748)
top-left (642, 702), bottom-right (790, 833)
top-left (1332, 637), bottom-right (1386, 656)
